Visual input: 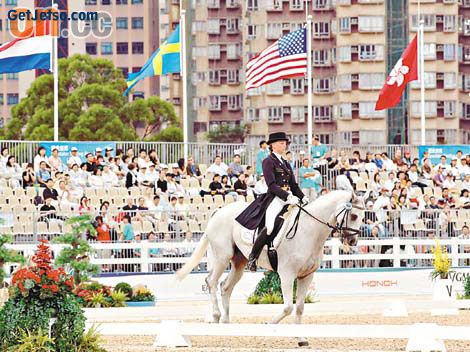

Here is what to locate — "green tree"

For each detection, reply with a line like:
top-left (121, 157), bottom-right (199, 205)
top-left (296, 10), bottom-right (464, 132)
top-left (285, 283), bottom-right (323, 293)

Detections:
top-left (3, 54), bottom-right (179, 141)
top-left (206, 124), bottom-right (246, 143)
top-left (53, 215), bottom-right (99, 284)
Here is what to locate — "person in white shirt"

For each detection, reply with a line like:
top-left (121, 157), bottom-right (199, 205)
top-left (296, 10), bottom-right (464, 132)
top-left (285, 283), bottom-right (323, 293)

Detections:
top-left (442, 174), bottom-right (456, 191)
top-left (433, 155), bottom-right (450, 175)
top-left (373, 187), bottom-right (391, 211)
top-left (57, 180), bottom-right (77, 209)
top-left (137, 166), bottom-right (154, 188)
top-left (179, 231), bottom-right (196, 257)
top-left (48, 148), bottom-right (64, 173)
top-left (457, 158), bottom-right (470, 179)
top-left (137, 149), bottom-right (148, 170)
top-left (101, 165), bottom-right (119, 187)
top-left (89, 168), bottom-right (104, 188)
top-left (5, 156), bottom-right (22, 188)
top-left (34, 146), bottom-right (49, 172)
top-left (0, 147), bottom-right (9, 167)
top-left (67, 147), bottom-right (82, 169)
top-left (381, 152), bottom-right (395, 171)
top-left (463, 174), bottom-right (470, 191)
top-left (384, 172), bottom-right (396, 193)
top-left (146, 164), bottom-right (159, 185)
top-left (206, 155), bottom-right (228, 176)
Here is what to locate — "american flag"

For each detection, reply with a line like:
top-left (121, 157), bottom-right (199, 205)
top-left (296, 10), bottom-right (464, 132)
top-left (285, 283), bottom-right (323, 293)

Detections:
top-left (245, 28), bottom-right (307, 90)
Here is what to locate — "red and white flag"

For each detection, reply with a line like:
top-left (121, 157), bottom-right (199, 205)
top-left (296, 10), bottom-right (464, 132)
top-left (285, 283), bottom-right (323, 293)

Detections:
top-left (375, 34), bottom-right (418, 111)
top-left (245, 28), bottom-right (307, 90)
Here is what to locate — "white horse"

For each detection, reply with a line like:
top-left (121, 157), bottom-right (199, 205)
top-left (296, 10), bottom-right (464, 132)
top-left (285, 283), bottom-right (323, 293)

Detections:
top-left (176, 190), bottom-right (365, 346)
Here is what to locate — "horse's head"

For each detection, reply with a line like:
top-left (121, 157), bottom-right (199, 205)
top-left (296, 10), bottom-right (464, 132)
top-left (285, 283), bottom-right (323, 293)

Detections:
top-left (334, 191), bottom-right (366, 247)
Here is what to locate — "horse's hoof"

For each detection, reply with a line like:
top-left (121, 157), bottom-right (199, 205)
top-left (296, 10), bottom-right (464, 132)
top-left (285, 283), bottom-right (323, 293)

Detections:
top-left (298, 340), bottom-right (309, 347)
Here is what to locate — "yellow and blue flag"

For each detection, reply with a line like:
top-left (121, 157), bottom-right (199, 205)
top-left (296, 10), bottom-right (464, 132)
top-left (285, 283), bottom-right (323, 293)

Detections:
top-left (124, 24), bottom-right (181, 96)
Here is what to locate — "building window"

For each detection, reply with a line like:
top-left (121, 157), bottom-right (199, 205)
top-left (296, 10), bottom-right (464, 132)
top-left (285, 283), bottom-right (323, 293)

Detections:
top-left (116, 0), bottom-right (128, 4)
top-left (209, 71), bottom-right (220, 85)
top-left (208, 0), bottom-right (220, 8)
top-left (444, 101), bottom-right (456, 118)
top-left (101, 0), bottom-right (111, 4)
top-left (358, 16), bottom-right (384, 32)
top-left (314, 0), bottom-right (330, 9)
top-left (7, 94), bottom-right (18, 105)
top-left (313, 49), bottom-right (329, 65)
top-left (85, 0), bottom-right (97, 4)
top-left (101, 42), bottom-right (113, 55)
top-left (246, 108), bottom-right (260, 122)
top-left (0, 95), bottom-right (4, 105)
top-left (290, 106), bottom-right (305, 122)
top-left (289, 0), bottom-right (303, 11)
top-left (208, 45), bottom-right (221, 60)
top-left (267, 23), bottom-right (282, 39)
top-left (359, 44), bottom-right (384, 61)
top-left (227, 69), bottom-right (240, 84)
top-left (359, 73), bottom-right (384, 90)
top-left (411, 15), bottom-right (436, 31)
top-left (443, 44), bottom-right (455, 61)
top-left (5, 0), bottom-right (17, 5)
top-left (266, 80), bottom-right (283, 95)
top-left (336, 103), bottom-right (352, 119)
top-left (313, 22), bottom-right (330, 38)
top-left (132, 42), bottom-right (144, 54)
top-left (228, 95), bottom-right (242, 111)
top-left (337, 46), bottom-right (351, 62)
top-left (314, 78), bottom-right (332, 93)
top-left (443, 15), bottom-right (456, 32)
top-left (461, 103), bottom-right (470, 119)
top-left (247, 0), bottom-right (258, 10)
top-left (338, 17), bottom-right (351, 33)
top-left (226, 44), bottom-right (241, 60)
top-left (337, 74), bottom-right (352, 91)
top-left (423, 43), bottom-right (436, 60)
top-left (462, 75), bottom-right (470, 92)
top-left (6, 73), bottom-right (18, 80)
top-left (131, 17), bottom-right (144, 29)
top-left (132, 0), bottom-right (143, 3)
top-left (267, 107), bottom-right (283, 122)
top-left (226, 18), bottom-right (240, 34)
top-left (411, 101), bottom-right (437, 117)
top-left (359, 102), bottom-right (386, 118)
top-left (443, 72), bottom-right (456, 89)
top-left (119, 67), bottom-right (129, 78)
top-left (116, 42), bottom-right (128, 54)
top-left (209, 96), bottom-right (221, 111)
top-left (247, 25), bottom-right (258, 39)
top-left (313, 106), bottom-right (331, 122)
top-left (86, 43), bottom-right (97, 55)
top-left (290, 78), bottom-right (304, 94)
top-left (116, 17), bottom-right (128, 29)
top-left (207, 19), bottom-right (220, 34)
top-left (410, 72), bottom-right (436, 89)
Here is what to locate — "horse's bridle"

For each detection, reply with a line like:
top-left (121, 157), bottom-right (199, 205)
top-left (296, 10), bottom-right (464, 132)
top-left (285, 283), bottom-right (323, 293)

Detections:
top-left (294, 200), bottom-right (364, 239)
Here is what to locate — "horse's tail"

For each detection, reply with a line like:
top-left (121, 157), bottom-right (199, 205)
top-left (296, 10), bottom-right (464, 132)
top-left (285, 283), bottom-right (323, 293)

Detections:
top-left (175, 233), bottom-right (209, 281)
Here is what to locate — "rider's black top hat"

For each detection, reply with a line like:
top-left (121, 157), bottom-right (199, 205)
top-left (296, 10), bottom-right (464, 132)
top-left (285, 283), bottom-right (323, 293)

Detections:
top-left (267, 132), bottom-right (290, 145)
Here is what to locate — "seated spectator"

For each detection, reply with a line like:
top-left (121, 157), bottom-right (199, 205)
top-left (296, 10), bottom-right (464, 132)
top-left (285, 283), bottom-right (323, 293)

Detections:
top-left (310, 135), bottom-right (328, 165)
top-left (78, 196), bottom-right (92, 215)
top-left (207, 155), bottom-right (228, 176)
top-left (382, 172), bottom-right (395, 194)
top-left (34, 146), bottom-right (49, 172)
top-left (43, 178), bottom-right (58, 202)
top-left (149, 149), bottom-right (159, 166)
top-left (208, 174), bottom-right (224, 196)
top-left (185, 156), bottom-right (201, 179)
top-left (66, 147), bottom-right (82, 169)
top-left (245, 166), bottom-right (256, 187)
top-left (408, 164), bottom-right (427, 191)
top-left (137, 197), bottom-right (149, 216)
top-left (458, 226), bottom-right (470, 263)
top-left (464, 174), bottom-right (470, 191)
top-left (433, 167), bottom-right (445, 187)
top-left (125, 163), bottom-right (138, 188)
top-left (123, 197), bottom-right (138, 218)
top-left (89, 168), bottom-right (105, 188)
top-left (36, 161), bottom-right (51, 187)
top-left (458, 158), bottom-right (470, 179)
top-left (374, 154), bottom-right (384, 170)
top-left (96, 155), bottom-right (106, 170)
top-left (22, 163), bottom-right (36, 188)
top-left (373, 187), bottom-right (391, 211)
top-left (459, 189), bottom-right (470, 209)
top-left (0, 147), bottom-right (9, 167)
top-left (156, 169), bottom-right (168, 193)
top-left (166, 173), bottom-right (179, 194)
top-left (147, 164), bottom-right (159, 185)
top-left (402, 150), bottom-right (412, 167)
top-left (95, 216), bottom-right (111, 242)
top-left (176, 194), bottom-right (188, 218)
top-left (364, 153), bottom-right (378, 174)
top-left (233, 174), bottom-right (248, 197)
top-left (228, 154), bottom-right (244, 180)
top-left (442, 174), bottom-right (457, 192)
top-left (57, 180), bottom-right (77, 209)
top-left (434, 155), bottom-right (450, 175)
top-left (5, 156), bottom-right (22, 188)
top-left (85, 153), bottom-right (97, 173)
top-left (148, 232), bottom-right (161, 257)
top-left (102, 165), bottom-right (119, 187)
top-left (350, 150), bottom-right (363, 168)
top-left (39, 197), bottom-right (64, 223)
top-left (104, 147), bottom-right (113, 160)
top-left (441, 188), bottom-right (455, 207)
top-left (179, 231), bottom-right (195, 257)
top-left (48, 148), bottom-right (64, 173)
top-left (137, 166), bottom-right (154, 188)
top-left (137, 149), bottom-right (148, 169)
top-left (221, 175), bottom-right (233, 193)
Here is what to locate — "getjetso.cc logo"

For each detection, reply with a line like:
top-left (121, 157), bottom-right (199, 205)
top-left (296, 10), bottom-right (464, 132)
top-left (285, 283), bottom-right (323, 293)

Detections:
top-left (7, 7), bottom-right (112, 39)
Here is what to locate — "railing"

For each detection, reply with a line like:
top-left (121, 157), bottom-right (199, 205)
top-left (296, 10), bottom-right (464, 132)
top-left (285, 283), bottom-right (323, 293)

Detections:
top-left (0, 140), bottom-right (420, 167)
top-left (5, 238), bottom-right (470, 276)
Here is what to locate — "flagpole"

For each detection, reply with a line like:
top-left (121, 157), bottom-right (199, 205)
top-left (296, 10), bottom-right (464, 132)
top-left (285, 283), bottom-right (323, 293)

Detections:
top-left (53, 3), bottom-right (59, 142)
top-left (418, 0), bottom-right (425, 145)
top-left (180, 9), bottom-right (189, 163)
top-left (306, 13), bottom-right (313, 151)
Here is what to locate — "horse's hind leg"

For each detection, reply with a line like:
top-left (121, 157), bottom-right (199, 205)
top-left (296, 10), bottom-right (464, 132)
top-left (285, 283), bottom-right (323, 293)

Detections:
top-left (295, 273), bottom-right (314, 347)
top-left (205, 257), bottom-right (229, 323)
top-left (220, 247), bottom-right (247, 323)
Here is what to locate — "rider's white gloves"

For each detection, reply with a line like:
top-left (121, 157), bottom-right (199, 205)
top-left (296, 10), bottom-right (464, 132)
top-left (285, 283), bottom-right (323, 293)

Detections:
top-left (301, 196), bottom-right (309, 205)
top-left (286, 194), bottom-right (301, 205)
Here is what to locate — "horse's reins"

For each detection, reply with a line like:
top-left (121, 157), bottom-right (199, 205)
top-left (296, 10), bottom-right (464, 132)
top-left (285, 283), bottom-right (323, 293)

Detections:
top-left (286, 201), bottom-right (364, 240)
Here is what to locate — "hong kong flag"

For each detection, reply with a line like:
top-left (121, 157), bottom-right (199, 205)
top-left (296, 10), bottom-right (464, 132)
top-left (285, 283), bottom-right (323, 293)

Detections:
top-left (375, 35), bottom-right (418, 111)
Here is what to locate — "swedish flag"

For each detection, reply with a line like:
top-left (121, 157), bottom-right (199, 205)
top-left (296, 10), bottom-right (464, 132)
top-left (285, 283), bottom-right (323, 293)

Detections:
top-left (124, 25), bottom-right (181, 96)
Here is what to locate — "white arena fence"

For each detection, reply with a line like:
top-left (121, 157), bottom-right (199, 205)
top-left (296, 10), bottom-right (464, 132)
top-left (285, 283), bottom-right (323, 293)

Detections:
top-left (5, 237), bottom-right (470, 275)
top-left (0, 140), bottom-right (419, 167)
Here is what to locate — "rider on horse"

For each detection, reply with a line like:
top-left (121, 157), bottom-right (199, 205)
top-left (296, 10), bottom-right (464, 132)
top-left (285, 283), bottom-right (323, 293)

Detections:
top-left (235, 132), bottom-right (309, 271)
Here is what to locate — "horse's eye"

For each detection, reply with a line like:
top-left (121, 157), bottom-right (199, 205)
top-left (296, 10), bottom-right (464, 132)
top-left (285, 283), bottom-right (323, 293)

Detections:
top-left (351, 214), bottom-right (358, 221)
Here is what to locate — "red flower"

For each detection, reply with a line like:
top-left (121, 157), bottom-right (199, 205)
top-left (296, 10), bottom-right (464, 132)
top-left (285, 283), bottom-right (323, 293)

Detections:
top-left (51, 284), bottom-right (59, 293)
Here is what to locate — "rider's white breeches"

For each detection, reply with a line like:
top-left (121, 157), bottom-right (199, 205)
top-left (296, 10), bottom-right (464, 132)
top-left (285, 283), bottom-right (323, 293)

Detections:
top-left (266, 196), bottom-right (287, 235)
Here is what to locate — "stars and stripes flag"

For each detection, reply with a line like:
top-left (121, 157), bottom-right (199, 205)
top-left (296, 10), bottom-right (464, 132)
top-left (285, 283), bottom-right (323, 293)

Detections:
top-left (245, 28), bottom-right (307, 90)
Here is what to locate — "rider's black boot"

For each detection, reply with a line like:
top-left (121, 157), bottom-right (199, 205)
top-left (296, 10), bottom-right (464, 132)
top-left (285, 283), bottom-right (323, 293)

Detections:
top-left (247, 226), bottom-right (268, 272)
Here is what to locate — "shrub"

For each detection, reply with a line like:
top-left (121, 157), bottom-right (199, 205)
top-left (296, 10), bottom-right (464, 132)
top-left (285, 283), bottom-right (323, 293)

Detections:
top-left (131, 287), bottom-right (155, 302)
top-left (8, 328), bottom-right (54, 352)
top-left (76, 325), bottom-right (108, 352)
top-left (259, 292), bottom-right (283, 304)
top-left (74, 282), bottom-right (112, 308)
top-left (111, 290), bottom-right (128, 307)
top-left (114, 282), bottom-right (133, 299)
top-left (247, 294), bottom-right (261, 305)
top-left (464, 275), bottom-right (470, 298)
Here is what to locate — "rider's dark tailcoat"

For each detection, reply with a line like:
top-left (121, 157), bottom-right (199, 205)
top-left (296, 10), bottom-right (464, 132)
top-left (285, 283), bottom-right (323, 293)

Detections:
top-left (235, 153), bottom-right (304, 230)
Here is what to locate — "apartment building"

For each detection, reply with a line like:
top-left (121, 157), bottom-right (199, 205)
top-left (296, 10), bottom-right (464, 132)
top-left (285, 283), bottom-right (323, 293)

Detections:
top-left (460, 0), bottom-right (470, 144)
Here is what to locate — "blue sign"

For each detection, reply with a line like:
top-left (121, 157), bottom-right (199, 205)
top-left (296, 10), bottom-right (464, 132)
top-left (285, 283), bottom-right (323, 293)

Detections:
top-left (418, 145), bottom-right (470, 165)
top-left (41, 141), bottom-right (116, 169)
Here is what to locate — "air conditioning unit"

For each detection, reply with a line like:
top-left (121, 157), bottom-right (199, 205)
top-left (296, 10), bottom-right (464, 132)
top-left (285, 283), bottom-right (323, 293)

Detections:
top-left (437, 44), bottom-right (444, 51)
top-left (352, 103), bottom-right (359, 111)
top-left (351, 74), bottom-right (359, 82)
top-left (351, 46), bottom-right (358, 53)
top-left (350, 17), bottom-right (358, 25)
top-left (437, 101), bottom-right (444, 108)
top-left (436, 15), bottom-right (444, 23)
top-left (443, 0), bottom-right (456, 4)
top-left (437, 73), bottom-right (444, 80)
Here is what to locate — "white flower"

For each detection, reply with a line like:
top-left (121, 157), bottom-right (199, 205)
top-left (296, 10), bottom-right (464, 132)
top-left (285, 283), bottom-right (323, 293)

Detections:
top-left (386, 58), bottom-right (409, 87)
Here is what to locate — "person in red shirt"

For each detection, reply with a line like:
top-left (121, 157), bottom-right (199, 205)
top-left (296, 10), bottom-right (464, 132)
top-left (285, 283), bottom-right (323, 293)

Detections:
top-left (95, 216), bottom-right (111, 242)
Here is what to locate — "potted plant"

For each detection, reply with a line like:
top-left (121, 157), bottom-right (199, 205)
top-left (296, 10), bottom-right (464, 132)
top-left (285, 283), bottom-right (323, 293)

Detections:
top-left (126, 286), bottom-right (155, 307)
top-left (430, 239), bottom-right (455, 300)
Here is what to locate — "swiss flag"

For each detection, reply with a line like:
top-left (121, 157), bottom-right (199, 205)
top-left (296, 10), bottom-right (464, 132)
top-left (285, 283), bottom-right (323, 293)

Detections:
top-left (375, 35), bottom-right (418, 111)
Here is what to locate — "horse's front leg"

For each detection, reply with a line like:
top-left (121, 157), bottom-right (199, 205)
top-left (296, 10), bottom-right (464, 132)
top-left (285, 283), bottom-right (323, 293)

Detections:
top-left (295, 273), bottom-right (315, 347)
top-left (270, 270), bottom-right (295, 324)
